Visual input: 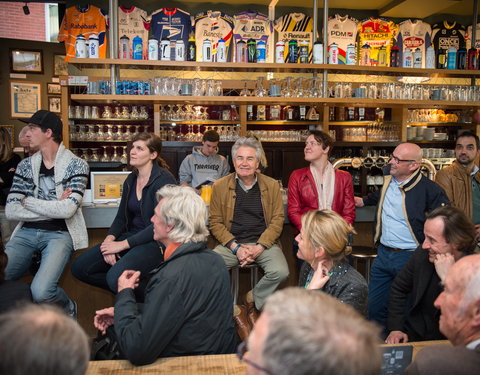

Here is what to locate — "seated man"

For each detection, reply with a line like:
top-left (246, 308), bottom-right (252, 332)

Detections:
top-left (209, 137), bottom-right (289, 312)
top-left (406, 254), bottom-right (480, 375)
top-left (179, 129), bottom-right (230, 189)
top-left (94, 185), bottom-right (236, 366)
top-left (386, 206), bottom-right (476, 343)
top-left (241, 287), bottom-right (382, 375)
top-left (0, 304), bottom-right (90, 375)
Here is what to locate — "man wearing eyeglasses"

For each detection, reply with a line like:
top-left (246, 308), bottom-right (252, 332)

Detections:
top-left (238, 287), bottom-right (381, 375)
top-left (355, 142), bottom-right (449, 332)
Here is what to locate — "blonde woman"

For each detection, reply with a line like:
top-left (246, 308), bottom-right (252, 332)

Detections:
top-left (296, 209), bottom-right (367, 315)
top-left (0, 128), bottom-right (21, 241)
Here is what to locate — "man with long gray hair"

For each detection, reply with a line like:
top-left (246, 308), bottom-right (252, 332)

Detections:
top-left (0, 304), bottom-right (89, 375)
top-left (239, 287), bottom-right (382, 375)
top-left (94, 185), bottom-right (236, 365)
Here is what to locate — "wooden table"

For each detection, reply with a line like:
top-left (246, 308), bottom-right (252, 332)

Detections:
top-left (86, 341), bottom-right (451, 374)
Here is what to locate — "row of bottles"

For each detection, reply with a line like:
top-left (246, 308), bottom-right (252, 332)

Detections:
top-left (246, 105), bottom-right (320, 121)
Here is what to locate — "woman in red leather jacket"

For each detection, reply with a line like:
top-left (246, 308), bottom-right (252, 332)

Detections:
top-left (288, 130), bottom-right (355, 232)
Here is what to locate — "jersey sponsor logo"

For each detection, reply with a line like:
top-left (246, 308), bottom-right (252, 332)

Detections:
top-left (438, 37), bottom-right (460, 49)
top-left (241, 25), bottom-right (266, 33)
top-left (203, 30), bottom-right (224, 39)
top-left (69, 23), bottom-right (98, 30)
top-left (404, 37), bottom-right (425, 48)
top-left (194, 164), bottom-right (220, 171)
top-left (329, 30), bottom-right (353, 38)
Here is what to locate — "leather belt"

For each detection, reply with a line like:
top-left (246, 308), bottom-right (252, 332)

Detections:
top-left (380, 244), bottom-right (415, 252)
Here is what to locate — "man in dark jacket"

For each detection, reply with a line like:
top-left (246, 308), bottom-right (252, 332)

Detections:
top-left (94, 185), bottom-right (236, 366)
top-left (355, 142), bottom-right (449, 331)
top-left (386, 206), bottom-right (476, 344)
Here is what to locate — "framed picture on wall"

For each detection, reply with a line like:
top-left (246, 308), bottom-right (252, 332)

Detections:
top-left (48, 97), bottom-right (61, 113)
top-left (10, 49), bottom-right (43, 74)
top-left (10, 81), bottom-right (41, 118)
top-left (53, 54), bottom-right (68, 76)
top-left (47, 83), bottom-right (61, 95)
top-left (0, 125), bottom-right (15, 148)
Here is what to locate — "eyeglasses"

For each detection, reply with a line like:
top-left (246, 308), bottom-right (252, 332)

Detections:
top-left (389, 154), bottom-right (416, 164)
top-left (305, 141), bottom-right (321, 147)
top-left (237, 341), bottom-right (274, 375)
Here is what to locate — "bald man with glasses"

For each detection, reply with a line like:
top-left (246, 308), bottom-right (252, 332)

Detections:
top-left (355, 142), bottom-right (449, 333)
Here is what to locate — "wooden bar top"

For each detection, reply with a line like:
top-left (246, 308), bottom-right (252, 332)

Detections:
top-left (86, 341), bottom-right (450, 374)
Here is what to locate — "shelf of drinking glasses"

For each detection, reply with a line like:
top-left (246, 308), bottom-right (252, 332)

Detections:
top-left (247, 121), bottom-right (321, 125)
top-left (68, 58), bottom-right (480, 78)
top-left (70, 95), bottom-right (480, 108)
top-left (70, 118), bottom-right (151, 122)
top-left (334, 141), bottom-right (401, 147)
top-left (407, 122), bottom-right (472, 127)
top-left (329, 121), bottom-right (400, 126)
top-left (159, 120), bottom-right (240, 125)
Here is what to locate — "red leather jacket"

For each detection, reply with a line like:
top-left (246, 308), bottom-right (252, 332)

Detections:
top-left (287, 167), bottom-right (356, 231)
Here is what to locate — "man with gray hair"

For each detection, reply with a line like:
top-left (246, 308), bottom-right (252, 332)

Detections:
top-left (0, 303), bottom-right (89, 375)
top-left (209, 137), bottom-right (288, 316)
top-left (406, 254), bottom-right (480, 374)
top-left (239, 287), bottom-right (382, 375)
top-left (94, 185), bottom-right (236, 366)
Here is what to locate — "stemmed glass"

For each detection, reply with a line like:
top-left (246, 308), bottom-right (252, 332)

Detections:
top-left (253, 77), bottom-right (267, 97)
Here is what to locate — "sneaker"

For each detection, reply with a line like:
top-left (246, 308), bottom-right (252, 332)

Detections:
top-left (68, 300), bottom-right (78, 320)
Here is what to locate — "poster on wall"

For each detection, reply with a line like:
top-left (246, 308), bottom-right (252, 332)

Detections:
top-left (53, 54), bottom-right (68, 76)
top-left (10, 49), bottom-right (43, 74)
top-left (48, 97), bottom-right (61, 113)
top-left (10, 81), bottom-right (42, 118)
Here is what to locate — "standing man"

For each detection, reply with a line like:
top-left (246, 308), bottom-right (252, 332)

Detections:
top-left (406, 254), bottom-right (480, 375)
top-left (94, 185), bottom-right (236, 365)
top-left (355, 142), bottom-right (449, 330)
top-left (386, 206), bottom-right (476, 344)
top-left (179, 129), bottom-right (230, 189)
top-left (435, 131), bottom-right (480, 244)
top-left (5, 110), bottom-right (89, 316)
top-left (209, 137), bottom-right (288, 312)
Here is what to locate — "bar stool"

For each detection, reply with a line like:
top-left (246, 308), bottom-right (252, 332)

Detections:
top-left (230, 264), bottom-right (259, 305)
top-left (350, 246), bottom-right (377, 284)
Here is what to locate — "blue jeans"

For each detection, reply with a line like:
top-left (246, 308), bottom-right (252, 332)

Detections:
top-left (5, 227), bottom-right (74, 312)
top-left (368, 244), bottom-right (415, 331)
top-left (71, 232), bottom-right (163, 293)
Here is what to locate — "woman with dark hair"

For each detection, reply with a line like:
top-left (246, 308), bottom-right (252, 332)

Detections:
top-left (0, 236), bottom-right (32, 313)
top-left (72, 133), bottom-right (176, 292)
top-left (0, 127), bottom-right (21, 242)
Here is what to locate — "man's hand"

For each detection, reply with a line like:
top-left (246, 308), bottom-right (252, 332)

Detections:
top-left (385, 330), bottom-right (409, 344)
top-left (354, 196), bottom-right (365, 207)
top-left (103, 235), bottom-right (116, 243)
top-left (236, 246), bottom-right (252, 267)
top-left (117, 270), bottom-right (141, 293)
top-left (101, 240), bottom-right (128, 255)
top-left (434, 253), bottom-right (455, 282)
top-left (103, 254), bottom-right (117, 266)
top-left (307, 260), bottom-right (330, 290)
top-left (94, 307), bottom-right (115, 335)
top-left (60, 188), bottom-right (72, 200)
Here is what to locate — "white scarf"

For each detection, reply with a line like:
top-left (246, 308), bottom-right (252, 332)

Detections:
top-left (310, 162), bottom-right (335, 210)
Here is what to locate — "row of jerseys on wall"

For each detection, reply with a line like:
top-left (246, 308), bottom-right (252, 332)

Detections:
top-left (57, 4), bottom-right (479, 68)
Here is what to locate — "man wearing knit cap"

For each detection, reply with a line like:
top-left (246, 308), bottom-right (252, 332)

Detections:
top-left (5, 110), bottom-right (89, 317)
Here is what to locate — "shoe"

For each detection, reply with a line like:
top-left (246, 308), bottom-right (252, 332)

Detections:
top-left (233, 305), bottom-right (251, 341)
top-left (68, 300), bottom-right (78, 320)
top-left (245, 290), bottom-right (259, 326)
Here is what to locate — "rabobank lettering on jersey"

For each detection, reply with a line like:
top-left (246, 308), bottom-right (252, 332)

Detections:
top-left (194, 164), bottom-right (220, 171)
top-left (70, 23), bottom-right (97, 29)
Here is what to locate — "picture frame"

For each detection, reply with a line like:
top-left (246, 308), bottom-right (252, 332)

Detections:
top-left (47, 83), bottom-right (61, 95)
top-left (10, 81), bottom-right (42, 119)
top-left (90, 171), bottom-right (130, 204)
top-left (48, 97), bottom-right (61, 113)
top-left (0, 125), bottom-right (15, 148)
top-left (53, 54), bottom-right (68, 76)
top-left (10, 49), bottom-right (43, 74)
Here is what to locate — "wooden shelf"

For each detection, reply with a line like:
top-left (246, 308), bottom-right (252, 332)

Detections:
top-left (247, 120), bottom-right (320, 125)
top-left (68, 58), bottom-right (480, 78)
top-left (70, 118), bottom-right (151, 122)
top-left (70, 94), bottom-right (480, 109)
top-left (407, 122), bottom-right (473, 127)
top-left (159, 120), bottom-right (239, 124)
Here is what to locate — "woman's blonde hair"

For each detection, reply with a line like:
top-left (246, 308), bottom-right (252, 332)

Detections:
top-left (301, 210), bottom-right (353, 263)
top-left (0, 128), bottom-right (13, 163)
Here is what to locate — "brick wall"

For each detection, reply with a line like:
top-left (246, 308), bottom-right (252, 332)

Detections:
top-left (0, 2), bottom-right (46, 41)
